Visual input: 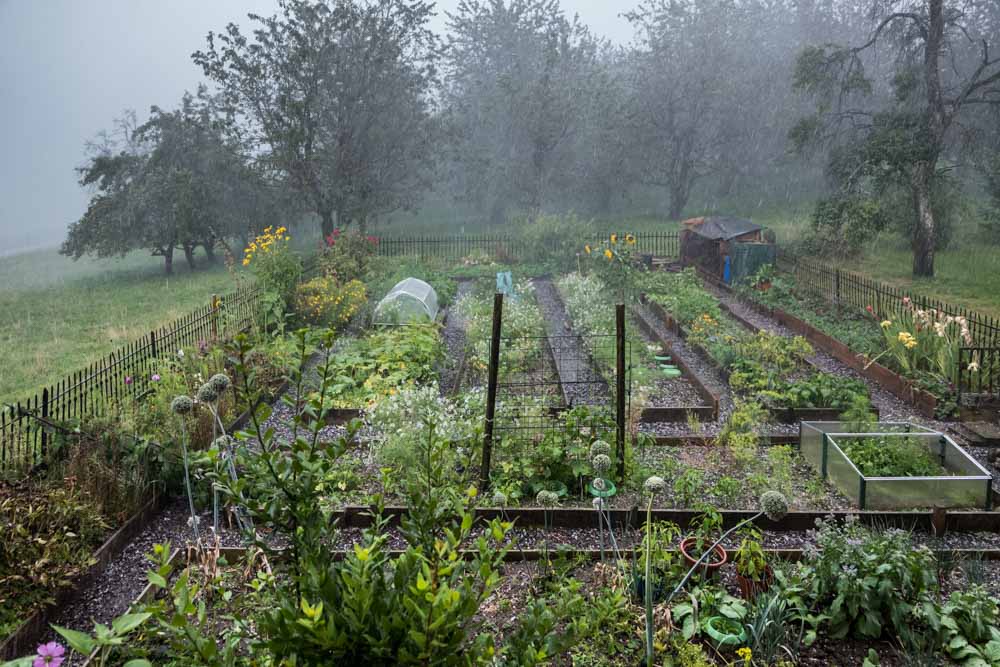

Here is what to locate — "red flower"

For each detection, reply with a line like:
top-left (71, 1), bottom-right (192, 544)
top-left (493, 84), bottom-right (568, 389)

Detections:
top-left (865, 305), bottom-right (874, 313)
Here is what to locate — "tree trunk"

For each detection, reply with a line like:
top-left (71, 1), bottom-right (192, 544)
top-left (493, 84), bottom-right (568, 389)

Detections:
top-left (183, 244), bottom-right (197, 271)
top-left (911, 0), bottom-right (944, 278)
top-left (911, 163), bottom-right (936, 277)
top-left (202, 241), bottom-right (216, 263)
top-left (320, 209), bottom-right (335, 237)
top-left (163, 247), bottom-right (174, 275)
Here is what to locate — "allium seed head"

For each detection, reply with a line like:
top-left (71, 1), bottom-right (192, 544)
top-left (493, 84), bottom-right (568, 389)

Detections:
top-left (196, 382), bottom-right (220, 403)
top-left (643, 476), bottom-right (667, 497)
top-left (591, 453), bottom-right (612, 474)
top-left (760, 491), bottom-right (789, 522)
top-left (536, 490), bottom-right (560, 508)
top-left (171, 395), bottom-right (194, 415)
top-left (589, 440), bottom-right (612, 459)
top-left (209, 373), bottom-right (231, 393)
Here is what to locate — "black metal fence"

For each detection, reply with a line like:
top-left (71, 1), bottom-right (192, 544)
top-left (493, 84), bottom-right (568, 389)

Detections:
top-left (776, 250), bottom-right (1000, 346)
top-left (376, 231), bottom-right (679, 261)
top-left (0, 282), bottom-right (264, 474)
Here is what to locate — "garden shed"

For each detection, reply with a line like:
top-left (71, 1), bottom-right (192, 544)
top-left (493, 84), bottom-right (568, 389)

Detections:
top-left (372, 277), bottom-right (439, 325)
top-left (679, 216), bottom-right (776, 284)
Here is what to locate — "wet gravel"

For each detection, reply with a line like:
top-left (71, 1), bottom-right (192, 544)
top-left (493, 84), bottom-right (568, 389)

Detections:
top-left (438, 279), bottom-right (475, 396)
top-left (532, 278), bottom-right (609, 405)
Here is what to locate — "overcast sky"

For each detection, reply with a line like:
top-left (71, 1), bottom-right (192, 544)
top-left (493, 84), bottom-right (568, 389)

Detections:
top-left (0, 0), bottom-right (633, 256)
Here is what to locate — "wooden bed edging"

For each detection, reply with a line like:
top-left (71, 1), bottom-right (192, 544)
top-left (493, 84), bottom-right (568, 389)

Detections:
top-left (0, 492), bottom-right (167, 661)
top-left (330, 505), bottom-right (1000, 532)
top-left (631, 304), bottom-right (720, 419)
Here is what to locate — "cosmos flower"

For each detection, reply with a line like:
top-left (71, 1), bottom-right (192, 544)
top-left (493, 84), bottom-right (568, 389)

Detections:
top-left (34, 642), bottom-right (65, 667)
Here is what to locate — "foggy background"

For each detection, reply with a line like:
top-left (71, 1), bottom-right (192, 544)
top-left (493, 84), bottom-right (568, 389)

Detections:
top-left (0, 0), bottom-right (633, 257)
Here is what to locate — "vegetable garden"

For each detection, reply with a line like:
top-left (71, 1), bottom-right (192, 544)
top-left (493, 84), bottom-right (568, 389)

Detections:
top-left (3, 227), bottom-right (1000, 667)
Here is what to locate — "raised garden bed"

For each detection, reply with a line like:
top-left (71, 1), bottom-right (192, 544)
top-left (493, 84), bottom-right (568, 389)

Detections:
top-left (801, 421), bottom-right (994, 510)
top-left (730, 284), bottom-right (941, 418)
top-left (642, 297), bottom-right (872, 424)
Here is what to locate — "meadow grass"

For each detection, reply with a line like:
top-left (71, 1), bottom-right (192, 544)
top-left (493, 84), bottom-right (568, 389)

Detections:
top-left (0, 248), bottom-right (240, 406)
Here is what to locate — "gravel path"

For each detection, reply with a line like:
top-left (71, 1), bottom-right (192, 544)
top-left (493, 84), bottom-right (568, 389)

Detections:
top-left (532, 278), bottom-right (609, 406)
top-left (438, 279), bottom-right (475, 395)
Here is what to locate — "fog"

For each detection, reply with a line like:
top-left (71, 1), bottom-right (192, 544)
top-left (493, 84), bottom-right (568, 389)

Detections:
top-left (4, 0), bottom-right (998, 278)
top-left (0, 0), bottom-right (630, 256)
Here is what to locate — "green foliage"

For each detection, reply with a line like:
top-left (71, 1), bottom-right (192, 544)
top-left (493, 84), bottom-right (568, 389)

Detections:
top-left (919, 586), bottom-right (1000, 666)
top-left (800, 519), bottom-right (936, 645)
top-left (516, 213), bottom-right (595, 269)
top-left (671, 583), bottom-right (748, 640)
top-left (318, 228), bottom-right (379, 282)
top-left (733, 528), bottom-right (768, 580)
top-left (0, 483), bottom-right (110, 636)
top-left (805, 195), bottom-right (887, 258)
top-left (320, 324), bottom-right (442, 407)
top-left (839, 436), bottom-right (946, 477)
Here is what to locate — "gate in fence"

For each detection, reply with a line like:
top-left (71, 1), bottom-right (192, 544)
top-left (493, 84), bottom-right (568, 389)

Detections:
top-left (478, 294), bottom-right (631, 490)
top-left (958, 347), bottom-right (1000, 407)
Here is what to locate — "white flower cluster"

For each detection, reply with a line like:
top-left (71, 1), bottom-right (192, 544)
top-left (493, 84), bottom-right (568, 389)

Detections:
top-left (366, 384), bottom-right (484, 457)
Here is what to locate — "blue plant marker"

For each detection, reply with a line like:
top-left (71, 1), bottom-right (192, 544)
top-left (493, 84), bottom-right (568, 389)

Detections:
top-left (496, 271), bottom-right (515, 299)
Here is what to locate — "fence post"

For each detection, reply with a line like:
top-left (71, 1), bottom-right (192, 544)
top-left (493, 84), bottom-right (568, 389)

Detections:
top-left (616, 304), bottom-right (626, 481)
top-left (480, 292), bottom-right (504, 492)
top-left (834, 269), bottom-right (841, 306)
top-left (211, 294), bottom-right (220, 340)
top-left (40, 387), bottom-right (49, 461)
top-left (150, 330), bottom-right (157, 359)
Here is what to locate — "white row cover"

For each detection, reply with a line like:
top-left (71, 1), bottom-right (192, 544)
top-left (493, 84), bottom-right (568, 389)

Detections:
top-left (372, 277), bottom-right (439, 325)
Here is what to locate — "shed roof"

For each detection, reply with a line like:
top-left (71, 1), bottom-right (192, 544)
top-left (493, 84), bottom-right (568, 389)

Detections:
top-left (681, 216), bottom-right (762, 241)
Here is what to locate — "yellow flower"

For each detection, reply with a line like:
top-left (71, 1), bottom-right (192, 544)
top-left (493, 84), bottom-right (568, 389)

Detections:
top-left (242, 258), bottom-right (251, 267)
top-left (625, 233), bottom-right (636, 245)
top-left (584, 244), bottom-right (592, 254)
top-left (610, 233), bottom-right (618, 244)
top-left (880, 320), bottom-right (892, 329)
top-left (604, 249), bottom-right (613, 260)
top-left (905, 339), bottom-right (917, 349)
top-left (737, 647), bottom-right (752, 665)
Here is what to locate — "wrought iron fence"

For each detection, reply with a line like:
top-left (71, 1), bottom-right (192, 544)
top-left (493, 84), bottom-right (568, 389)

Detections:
top-left (0, 282), bottom-right (263, 474)
top-left (776, 250), bottom-right (1000, 346)
top-left (375, 231), bottom-right (679, 261)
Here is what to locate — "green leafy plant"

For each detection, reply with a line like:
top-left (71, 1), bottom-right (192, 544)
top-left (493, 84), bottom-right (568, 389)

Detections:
top-left (839, 435), bottom-right (947, 477)
top-left (733, 528), bottom-right (768, 580)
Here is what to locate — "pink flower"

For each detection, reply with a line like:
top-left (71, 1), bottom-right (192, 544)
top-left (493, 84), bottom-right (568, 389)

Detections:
top-left (125, 376), bottom-right (133, 385)
top-left (151, 373), bottom-right (161, 382)
top-left (34, 642), bottom-right (65, 667)
top-left (865, 305), bottom-right (874, 314)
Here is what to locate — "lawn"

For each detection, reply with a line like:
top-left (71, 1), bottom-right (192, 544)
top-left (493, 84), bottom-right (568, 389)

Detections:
top-left (0, 248), bottom-right (241, 406)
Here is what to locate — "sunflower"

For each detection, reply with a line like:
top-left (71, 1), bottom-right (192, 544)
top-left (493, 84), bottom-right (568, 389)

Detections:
top-left (604, 248), bottom-right (613, 260)
top-left (625, 233), bottom-right (636, 245)
top-left (610, 233), bottom-right (618, 244)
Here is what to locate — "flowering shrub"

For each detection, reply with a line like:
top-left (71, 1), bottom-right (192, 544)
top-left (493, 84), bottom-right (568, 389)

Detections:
top-left (242, 226), bottom-right (302, 306)
top-left (456, 279), bottom-right (545, 380)
top-left (583, 232), bottom-right (641, 300)
top-left (318, 227), bottom-right (379, 282)
top-left (870, 297), bottom-right (972, 383)
top-left (797, 518), bottom-right (936, 644)
top-left (367, 384), bottom-right (483, 470)
top-left (294, 276), bottom-right (367, 330)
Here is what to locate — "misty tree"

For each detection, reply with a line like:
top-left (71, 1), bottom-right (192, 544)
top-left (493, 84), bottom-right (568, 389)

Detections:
top-left (625, 0), bottom-right (757, 220)
top-left (791, 0), bottom-right (1000, 276)
top-left (63, 92), bottom-right (269, 274)
top-left (443, 0), bottom-right (603, 224)
top-left (194, 0), bottom-right (440, 236)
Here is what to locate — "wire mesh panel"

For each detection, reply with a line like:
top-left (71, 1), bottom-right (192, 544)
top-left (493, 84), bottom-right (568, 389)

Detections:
top-left (492, 334), bottom-right (628, 444)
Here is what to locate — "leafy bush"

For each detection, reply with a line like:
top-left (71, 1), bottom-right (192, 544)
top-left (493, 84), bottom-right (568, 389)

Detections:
top-left (321, 324), bottom-right (442, 407)
top-left (839, 435), bottom-right (946, 477)
top-left (242, 225), bottom-right (303, 307)
top-left (0, 483), bottom-right (110, 636)
top-left (294, 276), bottom-right (367, 330)
top-left (516, 213), bottom-right (594, 269)
top-left (800, 518), bottom-right (936, 644)
top-left (318, 227), bottom-right (379, 282)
